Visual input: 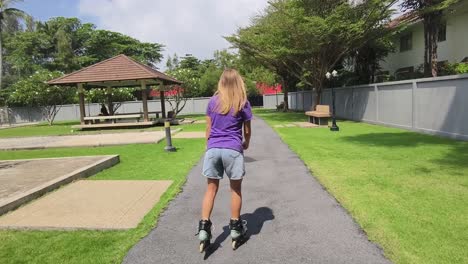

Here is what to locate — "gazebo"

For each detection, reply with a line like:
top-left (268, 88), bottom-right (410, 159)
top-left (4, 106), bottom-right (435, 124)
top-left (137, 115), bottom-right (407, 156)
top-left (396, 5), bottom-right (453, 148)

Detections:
top-left (48, 54), bottom-right (182, 129)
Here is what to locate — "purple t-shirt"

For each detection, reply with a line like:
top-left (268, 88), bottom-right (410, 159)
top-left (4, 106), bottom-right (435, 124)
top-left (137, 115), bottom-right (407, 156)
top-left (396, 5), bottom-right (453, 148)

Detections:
top-left (206, 96), bottom-right (253, 153)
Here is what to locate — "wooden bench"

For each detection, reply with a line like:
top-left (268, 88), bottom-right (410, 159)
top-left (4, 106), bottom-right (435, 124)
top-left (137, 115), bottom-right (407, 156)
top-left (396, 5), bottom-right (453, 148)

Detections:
top-left (305, 105), bottom-right (331, 126)
top-left (84, 114), bottom-right (142, 124)
top-left (117, 111), bottom-right (162, 119)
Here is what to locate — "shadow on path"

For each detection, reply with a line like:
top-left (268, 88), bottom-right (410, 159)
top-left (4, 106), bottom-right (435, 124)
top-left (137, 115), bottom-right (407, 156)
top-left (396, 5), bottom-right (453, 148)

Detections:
top-left (204, 207), bottom-right (274, 260)
top-left (244, 156), bottom-right (257, 163)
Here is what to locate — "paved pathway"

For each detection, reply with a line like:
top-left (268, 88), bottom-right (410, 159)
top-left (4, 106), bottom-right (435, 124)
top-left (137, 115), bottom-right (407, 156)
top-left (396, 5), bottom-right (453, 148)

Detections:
top-left (124, 117), bottom-right (391, 264)
top-left (0, 131), bottom-right (167, 150)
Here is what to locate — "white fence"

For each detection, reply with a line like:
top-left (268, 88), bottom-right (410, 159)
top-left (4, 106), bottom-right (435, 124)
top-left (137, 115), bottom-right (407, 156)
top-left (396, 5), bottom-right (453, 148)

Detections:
top-left (264, 74), bottom-right (468, 141)
top-left (4, 97), bottom-right (211, 124)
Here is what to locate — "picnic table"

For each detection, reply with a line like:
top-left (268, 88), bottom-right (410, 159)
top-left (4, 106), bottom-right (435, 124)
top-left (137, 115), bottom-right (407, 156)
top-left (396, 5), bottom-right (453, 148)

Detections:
top-left (84, 114), bottom-right (142, 124)
top-left (116, 111), bottom-right (162, 119)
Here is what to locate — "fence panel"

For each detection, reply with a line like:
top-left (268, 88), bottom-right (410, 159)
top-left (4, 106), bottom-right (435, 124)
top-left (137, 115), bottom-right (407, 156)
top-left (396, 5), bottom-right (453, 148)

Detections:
top-left (262, 74), bottom-right (468, 140)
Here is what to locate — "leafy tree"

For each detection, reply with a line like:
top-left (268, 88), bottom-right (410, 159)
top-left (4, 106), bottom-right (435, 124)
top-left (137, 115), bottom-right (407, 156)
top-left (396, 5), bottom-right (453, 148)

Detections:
top-left (199, 64), bottom-right (223, 96)
top-left (227, 1), bottom-right (307, 111)
top-left (401, 0), bottom-right (460, 77)
top-left (165, 86), bottom-right (188, 118)
top-left (8, 70), bottom-right (75, 125)
top-left (35, 17), bottom-right (94, 72)
top-left (213, 50), bottom-right (239, 69)
top-left (4, 30), bottom-right (50, 77)
top-left (83, 29), bottom-right (163, 66)
top-left (85, 87), bottom-right (136, 114)
top-left (245, 66), bottom-right (278, 86)
top-left (0, 0), bottom-right (30, 88)
top-left (228, 0), bottom-right (397, 108)
top-left (4, 17), bottom-right (164, 77)
top-left (166, 67), bottom-right (201, 97)
top-left (178, 55), bottom-right (201, 70)
top-left (166, 53), bottom-right (179, 71)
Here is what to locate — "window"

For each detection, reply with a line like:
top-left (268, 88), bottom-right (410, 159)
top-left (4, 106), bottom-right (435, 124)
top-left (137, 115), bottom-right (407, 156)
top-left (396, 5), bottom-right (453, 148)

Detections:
top-left (400, 33), bottom-right (413, 52)
top-left (395, 66), bottom-right (414, 80)
top-left (438, 22), bottom-right (447, 42)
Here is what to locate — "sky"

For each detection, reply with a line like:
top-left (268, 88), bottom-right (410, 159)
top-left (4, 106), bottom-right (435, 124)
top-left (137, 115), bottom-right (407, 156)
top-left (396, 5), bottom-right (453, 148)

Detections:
top-left (16, 0), bottom-right (269, 68)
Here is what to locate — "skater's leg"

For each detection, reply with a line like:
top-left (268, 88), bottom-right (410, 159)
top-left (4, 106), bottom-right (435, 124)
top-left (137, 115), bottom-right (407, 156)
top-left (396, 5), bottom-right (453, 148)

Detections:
top-left (229, 179), bottom-right (243, 219)
top-left (201, 178), bottom-right (219, 220)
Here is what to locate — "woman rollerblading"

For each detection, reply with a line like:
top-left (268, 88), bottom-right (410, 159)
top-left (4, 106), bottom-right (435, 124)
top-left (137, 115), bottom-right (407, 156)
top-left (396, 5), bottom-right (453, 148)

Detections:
top-left (197, 69), bottom-right (252, 252)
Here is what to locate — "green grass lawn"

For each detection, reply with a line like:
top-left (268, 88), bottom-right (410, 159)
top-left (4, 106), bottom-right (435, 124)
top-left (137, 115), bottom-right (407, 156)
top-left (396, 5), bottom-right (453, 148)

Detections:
top-left (254, 109), bottom-right (468, 264)
top-left (0, 139), bottom-right (205, 264)
top-left (0, 115), bottom-right (205, 138)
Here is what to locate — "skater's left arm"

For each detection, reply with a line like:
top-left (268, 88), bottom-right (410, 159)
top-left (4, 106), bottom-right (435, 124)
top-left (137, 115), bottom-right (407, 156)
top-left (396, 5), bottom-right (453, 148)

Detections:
top-left (243, 121), bottom-right (251, 150)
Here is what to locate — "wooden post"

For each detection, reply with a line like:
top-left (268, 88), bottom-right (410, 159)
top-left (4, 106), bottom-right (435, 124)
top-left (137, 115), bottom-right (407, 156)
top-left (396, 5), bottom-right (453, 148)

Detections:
top-left (107, 86), bottom-right (114, 116)
top-left (160, 88), bottom-right (166, 119)
top-left (141, 80), bottom-right (149, 122)
top-left (78, 83), bottom-right (86, 125)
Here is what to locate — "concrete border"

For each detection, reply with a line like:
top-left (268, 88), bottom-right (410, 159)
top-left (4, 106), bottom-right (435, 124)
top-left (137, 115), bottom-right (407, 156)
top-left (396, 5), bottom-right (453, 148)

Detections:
top-left (0, 155), bottom-right (119, 216)
top-left (0, 128), bottom-right (181, 151)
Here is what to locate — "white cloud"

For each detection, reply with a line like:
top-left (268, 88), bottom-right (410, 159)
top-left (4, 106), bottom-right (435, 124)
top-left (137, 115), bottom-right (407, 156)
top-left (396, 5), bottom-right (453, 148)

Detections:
top-left (78, 0), bottom-right (268, 67)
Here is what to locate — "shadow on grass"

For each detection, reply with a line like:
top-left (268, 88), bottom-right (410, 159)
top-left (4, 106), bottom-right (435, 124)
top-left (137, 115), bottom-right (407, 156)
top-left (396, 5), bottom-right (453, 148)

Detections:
top-left (254, 109), bottom-right (306, 123)
top-left (434, 143), bottom-right (468, 170)
top-left (37, 121), bottom-right (80, 127)
top-left (203, 207), bottom-right (274, 260)
top-left (341, 132), bottom-right (451, 147)
top-left (342, 132), bottom-right (468, 169)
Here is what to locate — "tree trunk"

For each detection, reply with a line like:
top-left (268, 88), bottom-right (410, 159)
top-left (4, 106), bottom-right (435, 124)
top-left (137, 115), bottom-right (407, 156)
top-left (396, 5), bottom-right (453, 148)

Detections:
top-left (314, 90), bottom-right (321, 110)
top-left (430, 13), bottom-right (440, 77)
top-left (423, 12), bottom-right (441, 77)
top-left (423, 20), bottom-right (431, 77)
top-left (107, 86), bottom-right (114, 115)
top-left (312, 78), bottom-right (324, 110)
top-left (282, 91), bottom-right (289, 112)
top-left (281, 78), bottom-right (288, 112)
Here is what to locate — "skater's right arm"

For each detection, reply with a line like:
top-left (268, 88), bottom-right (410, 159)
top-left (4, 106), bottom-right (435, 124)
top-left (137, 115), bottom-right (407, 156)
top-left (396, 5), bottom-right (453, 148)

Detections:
top-left (205, 116), bottom-right (211, 149)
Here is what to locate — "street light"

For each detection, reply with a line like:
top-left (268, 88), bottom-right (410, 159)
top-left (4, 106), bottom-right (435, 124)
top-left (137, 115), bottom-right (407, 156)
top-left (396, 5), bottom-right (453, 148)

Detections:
top-left (326, 70), bottom-right (340, 132)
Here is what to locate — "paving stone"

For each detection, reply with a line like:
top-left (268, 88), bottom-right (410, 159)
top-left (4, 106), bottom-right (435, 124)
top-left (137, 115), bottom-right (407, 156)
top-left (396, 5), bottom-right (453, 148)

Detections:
top-left (0, 180), bottom-right (172, 230)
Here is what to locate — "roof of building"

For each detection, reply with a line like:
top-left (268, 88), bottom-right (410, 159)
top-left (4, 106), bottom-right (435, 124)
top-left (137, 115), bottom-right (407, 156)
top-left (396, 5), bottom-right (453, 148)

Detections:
top-left (387, 11), bottom-right (421, 29)
top-left (48, 54), bottom-right (182, 86)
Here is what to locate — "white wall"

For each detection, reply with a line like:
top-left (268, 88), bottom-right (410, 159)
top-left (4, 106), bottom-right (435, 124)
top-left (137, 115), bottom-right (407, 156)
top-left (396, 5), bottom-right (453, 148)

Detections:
top-left (6, 97), bottom-right (212, 124)
top-left (381, 3), bottom-right (468, 75)
top-left (263, 74), bottom-right (468, 141)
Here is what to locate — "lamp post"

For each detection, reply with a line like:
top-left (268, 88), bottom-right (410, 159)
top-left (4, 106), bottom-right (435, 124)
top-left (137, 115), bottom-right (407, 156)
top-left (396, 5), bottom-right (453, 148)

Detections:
top-left (326, 70), bottom-right (340, 132)
top-left (164, 119), bottom-right (177, 152)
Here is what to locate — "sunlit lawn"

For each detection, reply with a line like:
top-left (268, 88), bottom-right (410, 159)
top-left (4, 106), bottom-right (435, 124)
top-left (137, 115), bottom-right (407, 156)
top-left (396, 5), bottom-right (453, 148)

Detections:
top-left (0, 139), bottom-right (205, 263)
top-left (255, 109), bottom-right (468, 264)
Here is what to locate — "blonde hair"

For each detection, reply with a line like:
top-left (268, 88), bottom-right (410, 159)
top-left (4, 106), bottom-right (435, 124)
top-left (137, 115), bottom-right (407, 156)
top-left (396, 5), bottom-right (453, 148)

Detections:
top-left (214, 69), bottom-right (247, 115)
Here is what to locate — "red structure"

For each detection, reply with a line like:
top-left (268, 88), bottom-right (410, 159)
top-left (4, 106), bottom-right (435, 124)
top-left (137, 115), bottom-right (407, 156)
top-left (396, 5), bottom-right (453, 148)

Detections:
top-left (150, 86), bottom-right (184, 98)
top-left (256, 83), bottom-right (282, 95)
top-left (149, 83), bottom-right (281, 98)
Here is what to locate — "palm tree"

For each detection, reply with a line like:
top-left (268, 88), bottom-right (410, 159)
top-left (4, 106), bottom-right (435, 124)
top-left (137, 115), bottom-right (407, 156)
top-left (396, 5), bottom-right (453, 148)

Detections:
top-left (0, 0), bottom-right (30, 89)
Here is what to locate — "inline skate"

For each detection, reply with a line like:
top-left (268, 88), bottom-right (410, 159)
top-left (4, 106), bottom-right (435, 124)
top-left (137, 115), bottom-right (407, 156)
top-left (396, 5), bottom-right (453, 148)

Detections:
top-left (229, 218), bottom-right (248, 250)
top-left (197, 219), bottom-right (212, 253)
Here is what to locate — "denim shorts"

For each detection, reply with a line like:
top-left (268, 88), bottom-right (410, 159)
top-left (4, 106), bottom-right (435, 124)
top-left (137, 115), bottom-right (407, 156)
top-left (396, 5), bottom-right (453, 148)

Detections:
top-left (202, 148), bottom-right (245, 180)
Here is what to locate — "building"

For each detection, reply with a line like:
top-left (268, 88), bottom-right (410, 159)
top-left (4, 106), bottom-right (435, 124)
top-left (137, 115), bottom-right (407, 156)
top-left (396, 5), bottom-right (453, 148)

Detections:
top-left (380, 1), bottom-right (468, 78)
